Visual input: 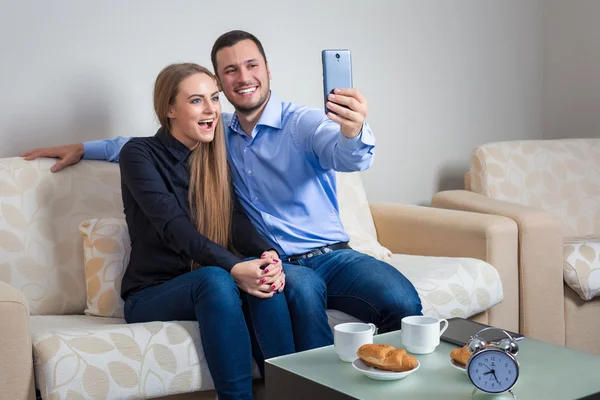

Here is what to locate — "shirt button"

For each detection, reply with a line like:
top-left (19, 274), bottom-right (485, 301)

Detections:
top-left (247, 169), bottom-right (252, 174)
top-left (279, 235), bottom-right (284, 240)
top-left (254, 196), bottom-right (259, 201)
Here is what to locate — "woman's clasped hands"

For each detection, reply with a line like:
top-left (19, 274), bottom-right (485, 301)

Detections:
top-left (230, 250), bottom-right (285, 298)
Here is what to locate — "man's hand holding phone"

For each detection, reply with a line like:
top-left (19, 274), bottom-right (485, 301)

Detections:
top-left (326, 88), bottom-right (368, 139)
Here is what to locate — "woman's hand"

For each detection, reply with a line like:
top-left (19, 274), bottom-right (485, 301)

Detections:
top-left (230, 256), bottom-right (284, 298)
top-left (261, 250), bottom-right (285, 293)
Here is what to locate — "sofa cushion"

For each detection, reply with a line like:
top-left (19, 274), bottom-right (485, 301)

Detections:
top-left (0, 158), bottom-right (124, 315)
top-left (563, 236), bottom-right (600, 301)
top-left (30, 250), bottom-right (501, 399)
top-left (469, 139), bottom-right (600, 237)
top-left (30, 312), bottom-right (360, 400)
top-left (80, 218), bottom-right (130, 318)
top-left (336, 172), bottom-right (393, 261)
top-left (389, 254), bottom-right (503, 319)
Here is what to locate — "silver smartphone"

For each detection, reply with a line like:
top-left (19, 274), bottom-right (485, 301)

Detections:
top-left (322, 49), bottom-right (353, 115)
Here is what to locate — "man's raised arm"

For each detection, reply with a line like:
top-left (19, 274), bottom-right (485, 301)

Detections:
top-left (21, 136), bottom-right (132, 172)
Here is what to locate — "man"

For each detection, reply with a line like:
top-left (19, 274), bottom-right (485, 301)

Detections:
top-left (23, 30), bottom-right (422, 351)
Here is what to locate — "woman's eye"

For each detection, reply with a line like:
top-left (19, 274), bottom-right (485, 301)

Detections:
top-left (212, 96), bottom-right (219, 102)
top-left (191, 98), bottom-right (200, 104)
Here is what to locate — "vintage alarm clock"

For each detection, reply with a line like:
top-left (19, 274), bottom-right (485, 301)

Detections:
top-left (466, 327), bottom-right (520, 398)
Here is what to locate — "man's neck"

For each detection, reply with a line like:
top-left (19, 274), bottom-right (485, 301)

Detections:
top-left (236, 92), bottom-right (271, 138)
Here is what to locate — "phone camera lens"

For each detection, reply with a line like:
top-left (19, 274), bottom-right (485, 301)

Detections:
top-left (335, 53), bottom-right (340, 59)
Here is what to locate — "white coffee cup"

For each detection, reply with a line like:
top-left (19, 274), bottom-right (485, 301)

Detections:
top-left (333, 322), bottom-right (377, 362)
top-left (401, 316), bottom-right (449, 354)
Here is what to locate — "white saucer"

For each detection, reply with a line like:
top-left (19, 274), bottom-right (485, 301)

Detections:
top-left (450, 359), bottom-right (467, 375)
top-left (352, 359), bottom-right (420, 381)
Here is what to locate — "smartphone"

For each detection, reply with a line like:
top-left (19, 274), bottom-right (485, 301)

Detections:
top-left (440, 317), bottom-right (524, 347)
top-left (322, 49), bottom-right (353, 115)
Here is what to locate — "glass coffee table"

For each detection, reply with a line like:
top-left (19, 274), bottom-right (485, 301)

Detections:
top-left (265, 330), bottom-right (600, 399)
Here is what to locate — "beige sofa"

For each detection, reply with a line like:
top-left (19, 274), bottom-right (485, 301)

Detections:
top-left (432, 139), bottom-right (600, 355)
top-left (0, 157), bottom-right (518, 400)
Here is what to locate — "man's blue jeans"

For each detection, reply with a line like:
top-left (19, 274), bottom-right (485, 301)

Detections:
top-left (283, 249), bottom-right (423, 351)
top-left (123, 267), bottom-right (295, 400)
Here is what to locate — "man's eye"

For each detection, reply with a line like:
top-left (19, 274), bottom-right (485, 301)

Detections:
top-left (249, 64), bottom-right (258, 69)
top-left (225, 69), bottom-right (235, 74)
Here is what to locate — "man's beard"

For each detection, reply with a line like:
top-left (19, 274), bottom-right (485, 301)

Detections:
top-left (231, 87), bottom-right (270, 114)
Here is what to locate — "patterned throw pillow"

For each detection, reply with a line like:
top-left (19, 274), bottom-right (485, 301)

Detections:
top-left (336, 172), bottom-right (393, 262)
top-left (79, 218), bottom-right (130, 317)
top-left (563, 236), bottom-right (600, 301)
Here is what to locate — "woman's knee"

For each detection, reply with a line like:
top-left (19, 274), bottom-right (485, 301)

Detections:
top-left (188, 267), bottom-right (240, 306)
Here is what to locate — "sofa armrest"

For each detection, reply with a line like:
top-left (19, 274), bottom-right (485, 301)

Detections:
top-left (431, 190), bottom-right (565, 346)
top-left (0, 281), bottom-right (35, 400)
top-left (369, 202), bottom-right (519, 333)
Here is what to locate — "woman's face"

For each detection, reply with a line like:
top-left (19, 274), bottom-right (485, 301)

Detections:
top-left (168, 73), bottom-right (221, 149)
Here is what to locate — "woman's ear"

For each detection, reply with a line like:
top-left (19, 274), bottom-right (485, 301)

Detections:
top-left (167, 105), bottom-right (175, 119)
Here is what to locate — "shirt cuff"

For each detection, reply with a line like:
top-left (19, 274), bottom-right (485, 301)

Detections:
top-left (337, 122), bottom-right (376, 150)
top-left (83, 141), bottom-right (108, 160)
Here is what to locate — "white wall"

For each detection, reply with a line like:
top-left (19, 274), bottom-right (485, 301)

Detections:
top-left (543, 0), bottom-right (600, 140)
top-left (0, 0), bottom-right (543, 205)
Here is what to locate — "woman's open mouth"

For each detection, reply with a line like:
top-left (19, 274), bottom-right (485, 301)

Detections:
top-left (198, 119), bottom-right (214, 131)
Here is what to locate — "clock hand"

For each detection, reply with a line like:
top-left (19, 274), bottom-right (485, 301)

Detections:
top-left (491, 371), bottom-right (500, 384)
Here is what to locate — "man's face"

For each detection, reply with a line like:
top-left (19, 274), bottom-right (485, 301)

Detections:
top-left (215, 39), bottom-right (271, 114)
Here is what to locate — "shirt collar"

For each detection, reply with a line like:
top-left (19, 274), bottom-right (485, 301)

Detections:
top-left (155, 127), bottom-right (191, 162)
top-left (229, 92), bottom-right (283, 135)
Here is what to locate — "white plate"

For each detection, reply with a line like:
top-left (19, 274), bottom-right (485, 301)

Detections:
top-left (352, 359), bottom-right (420, 381)
top-left (450, 359), bottom-right (467, 375)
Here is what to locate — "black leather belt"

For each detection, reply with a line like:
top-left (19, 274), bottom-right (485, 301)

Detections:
top-left (285, 242), bottom-right (351, 263)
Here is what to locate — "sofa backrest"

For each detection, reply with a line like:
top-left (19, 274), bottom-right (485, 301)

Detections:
top-left (468, 139), bottom-right (600, 237)
top-left (0, 158), bottom-right (124, 315)
top-left (0, 157), bottom-right (388, 316)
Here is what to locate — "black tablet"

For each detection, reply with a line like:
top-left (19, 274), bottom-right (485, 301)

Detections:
top-left (441, 317), bottom-right (524, 346)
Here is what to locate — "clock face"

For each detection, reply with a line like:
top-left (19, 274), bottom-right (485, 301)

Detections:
top-left (467, 348), bottom-right (519, 393)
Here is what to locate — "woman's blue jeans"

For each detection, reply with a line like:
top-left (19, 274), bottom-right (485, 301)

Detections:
top-left (124, 266), bottom-right (295, 400)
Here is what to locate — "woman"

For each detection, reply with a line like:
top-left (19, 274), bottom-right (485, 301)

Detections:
top-left (119, 63), bottom-right (295, 400)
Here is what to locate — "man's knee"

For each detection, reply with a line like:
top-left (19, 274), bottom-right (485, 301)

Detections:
top-left (382, 289), bottom-right (423, 318)
top-left (283, 265), bottom-right (327, 307)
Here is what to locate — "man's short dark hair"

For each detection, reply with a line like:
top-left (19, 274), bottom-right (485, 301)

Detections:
top-left (210, 30), bottom-right (267, 76)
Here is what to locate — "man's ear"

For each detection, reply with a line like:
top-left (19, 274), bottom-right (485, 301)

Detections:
top-left (216, 76), bottom-right (223, 92)
top-left (266, 62), bottom-right (272, 80)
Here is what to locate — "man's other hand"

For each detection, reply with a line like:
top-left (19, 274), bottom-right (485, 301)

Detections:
top-left (21, 143), bottom-right (84, 172)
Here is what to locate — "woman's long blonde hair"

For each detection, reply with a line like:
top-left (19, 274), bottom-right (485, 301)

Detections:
top-left (154, 63), bottom-right (232, 268)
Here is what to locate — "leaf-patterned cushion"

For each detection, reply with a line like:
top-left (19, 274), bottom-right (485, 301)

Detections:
top-left (563, 236), bottom-right (600, 301)
top-left (0, 158), bottom-right (124, 315)
top-left (336, 171), bottom-right (393, 261)
top-left (80, 218), bottom-right (130, 318)
top-left (389, 254), bottom-right (503, 319)
top-left (468, 139), bottom-right (600, 237)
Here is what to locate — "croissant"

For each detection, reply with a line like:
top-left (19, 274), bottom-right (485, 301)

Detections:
top-left (357, 344), bottom-right (418, 372)
top-left (450, 345), bottom-right (472, 366)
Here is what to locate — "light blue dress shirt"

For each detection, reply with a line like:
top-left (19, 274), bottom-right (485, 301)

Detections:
top-left (84, 92), bottom-right (376, 258)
